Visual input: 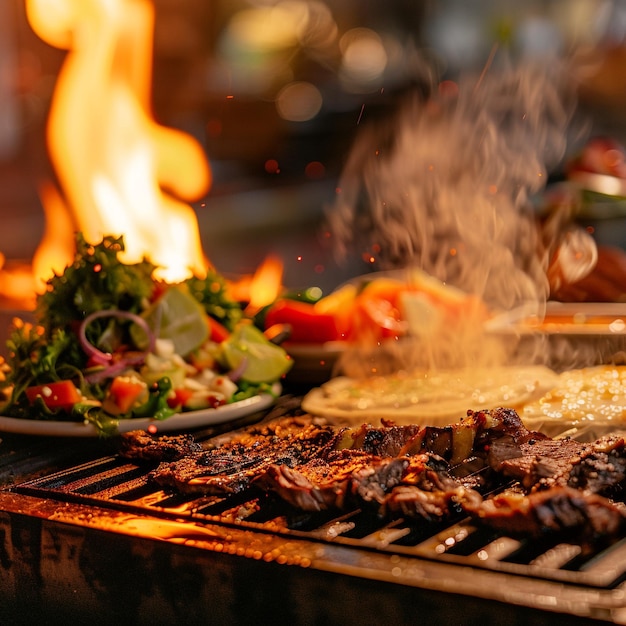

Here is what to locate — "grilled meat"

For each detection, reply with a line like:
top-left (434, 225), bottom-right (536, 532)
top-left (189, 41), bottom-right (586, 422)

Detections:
top-left (340, 407), bottom-right (535, 466)
top-left (463, 487), bottom-right (626, 543)
top-left (135, 406), bottom-right (626, 544)
top-left (118, 430), bottom-right (202, 462)
top-left (348, 423), bottom-right (422, 457)
top-left (152, 417), bottom-right (339, 495)
top-left (381, 483), bottom-right (483, 523)
top-left (258, 442), bottom-right (483, 523)
top-left (567, 437), bottom-right (626, 499)
top-left (488, 433), bottom-right (626, 497)
top-left (378, 454), bottom-right (483, 522)
top-left (254, 448), bottom-right (390, 511)
top-left (487, 437), bottom-right (582, 490)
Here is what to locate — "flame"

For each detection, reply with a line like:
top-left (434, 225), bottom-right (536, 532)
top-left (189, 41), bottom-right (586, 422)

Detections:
top-left (25, 0), bottom-right (211, 284)
top-left (225, 254), bottom-right (284, 313)
top-left (32, 181), bottom-right (76, 288)
top-left (0, 257), bottom-right (38, 309)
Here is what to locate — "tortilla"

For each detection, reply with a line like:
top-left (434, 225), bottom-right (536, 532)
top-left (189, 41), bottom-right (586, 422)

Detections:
top-left (301, 365), bottom-right (560, 426)
top-left (520, 365), bottom-right (626, 437)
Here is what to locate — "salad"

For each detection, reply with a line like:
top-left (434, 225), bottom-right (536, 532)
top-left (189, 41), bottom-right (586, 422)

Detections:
top-left (0, 233), bottom-right (292, 435)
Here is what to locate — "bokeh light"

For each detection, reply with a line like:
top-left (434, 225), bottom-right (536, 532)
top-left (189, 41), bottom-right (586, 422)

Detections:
top-left (275, 81), bottom-right (323, 121)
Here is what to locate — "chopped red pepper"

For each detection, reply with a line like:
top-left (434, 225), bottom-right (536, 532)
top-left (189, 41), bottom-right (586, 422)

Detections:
top-left (167, 387), bottom-right (194, 410)
top-left (207, 315), bottom-right (230, 343)
top-left (105, 376), bottom-right (147, 413)
top-left (25, 380), bottom-right (82, 411)
top-left (264, 299), bottom-right (340, 343)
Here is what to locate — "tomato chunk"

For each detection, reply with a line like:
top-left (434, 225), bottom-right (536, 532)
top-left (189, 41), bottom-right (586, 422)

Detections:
top-left (105, 376), bottom-right (148, 414)
top-left (167, 387), bottom-right (194, 410)
top-left (25, 380), bottom-right (82, 411)
top-left (207, 315), bottom-right (230, 343)
top-left (264, 299), bottom-right (340, 343)
top-left (352, 297), bottom-right (408, 341)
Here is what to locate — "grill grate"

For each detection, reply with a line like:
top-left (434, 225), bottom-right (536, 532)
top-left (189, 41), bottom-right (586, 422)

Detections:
top-left (10, 448), bottom-right (626, 593)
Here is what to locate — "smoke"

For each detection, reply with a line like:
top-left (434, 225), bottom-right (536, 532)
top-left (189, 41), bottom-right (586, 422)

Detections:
top-left (327, 60), bottom-right (575, 313)
top-left (325, 59), bottom-right (592, 375)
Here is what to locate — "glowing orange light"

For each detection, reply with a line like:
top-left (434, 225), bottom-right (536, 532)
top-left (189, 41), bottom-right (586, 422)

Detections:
top-left (25, 0), bottom-right (212, 284)
top-left (0, 261), bottom-right (38, 309)
top-left (245, 255), bottom-right (284, 314)
top-left (31, 181), bottom-right (75, 288)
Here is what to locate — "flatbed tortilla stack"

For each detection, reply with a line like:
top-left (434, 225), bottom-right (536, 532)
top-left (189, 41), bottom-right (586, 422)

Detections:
top-left (301, 365), bottom-right (560, 426)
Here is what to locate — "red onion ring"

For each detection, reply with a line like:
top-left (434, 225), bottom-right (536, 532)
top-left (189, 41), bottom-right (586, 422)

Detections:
top-left (78, 310), bottom-right (156, 366)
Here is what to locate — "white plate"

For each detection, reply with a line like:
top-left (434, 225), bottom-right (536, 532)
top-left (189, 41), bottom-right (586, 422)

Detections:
top-left (0, 383), bottom-right (281, 437)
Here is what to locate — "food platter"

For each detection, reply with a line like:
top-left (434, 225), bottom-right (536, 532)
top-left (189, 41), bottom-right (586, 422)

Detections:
top-left (0, 383), bottom-right (281, 437)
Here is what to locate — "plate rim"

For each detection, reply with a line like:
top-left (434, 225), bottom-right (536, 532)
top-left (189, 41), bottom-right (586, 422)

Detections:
top-left (0, 382), bottom-right (281, 437)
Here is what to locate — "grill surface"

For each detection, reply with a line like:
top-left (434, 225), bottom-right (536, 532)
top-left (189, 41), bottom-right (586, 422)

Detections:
top-left (4, 418), bottom-right (626, 625)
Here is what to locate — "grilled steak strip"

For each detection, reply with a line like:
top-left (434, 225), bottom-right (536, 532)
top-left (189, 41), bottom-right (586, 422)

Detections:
top-left (463, 487), bottom-right (626, 543)
top-left (151, 417), bottom-right (340, 495)
top-left (489, 433), bottom-right (626, 497)
top-left (258, 442), bottom-right (484, 523)
top-left (254, 449), bottom-right (390, 511)
top-left (381, 483), bottom-right (483, 523)
top-left (378, 453), bottom-right (483, 522)
top-left (118, 430), bottom-right (202, 462)
top-left (567, 440), bottom-right (626, 499)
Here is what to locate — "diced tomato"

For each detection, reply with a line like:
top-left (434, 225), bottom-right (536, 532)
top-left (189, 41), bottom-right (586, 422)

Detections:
top-left (207, 315), bottom-right (230, 343)
top-left (105, 376), bottom-right (147, 414)
top-left (167, 387), bottom-right (194, 409)
top-left (313, 284), bottom-right (356, 339)
top-left (351, 297), bottom-right (408, 342)
top-left (25, 380), bottom-right (82, 411)
top-left (264, 299), bottom-right (340, 344)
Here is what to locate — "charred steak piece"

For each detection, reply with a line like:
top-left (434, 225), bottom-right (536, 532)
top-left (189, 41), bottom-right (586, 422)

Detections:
top-left (488, 433), bottom-right (626, 497)
top-left (568, 440), bottom-right (626, 499)
top-left (487, 437), bottom-right (583, 490)
top-left (258, 445), bottom-right (483, 522)
top-left (378, 454), bottom-right (483, 522)
top-left (342, 407), bottom-right (542, 466)
top-left (255, 448), bottom-right (390, 511)
top-left (348, 423), bottom-right (422, 457)
top-left (119, 430), bottom-right (202, 462)
top-left (151, 417), bottom-right (339, 495)
top-left (463, 487), bottom-right (626, 544)
top-left (381, 483), bottom-right (483, 523)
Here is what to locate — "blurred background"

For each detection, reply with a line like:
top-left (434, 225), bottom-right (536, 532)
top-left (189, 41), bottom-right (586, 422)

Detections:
top-left (2, 0), bottom-right (626, 294)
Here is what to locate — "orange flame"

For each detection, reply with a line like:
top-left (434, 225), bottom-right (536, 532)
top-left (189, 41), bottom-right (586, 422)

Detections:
top-left (32, 181), bottom-right (76, 287)
top-left (228, 255), bottom-right (284, 314)
top-left (25, 0), bottom-right (211, 284)
top-left (247, 255), bottom-right (284, 311)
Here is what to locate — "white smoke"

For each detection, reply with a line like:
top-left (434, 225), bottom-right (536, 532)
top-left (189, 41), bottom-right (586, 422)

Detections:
top-left (324, 59), bottom-right (595, 375)
top-left (327, 60), bottom-right (576, 314)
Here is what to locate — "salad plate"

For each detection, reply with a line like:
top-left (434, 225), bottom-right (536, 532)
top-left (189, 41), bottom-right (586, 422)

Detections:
top-left (0, 383), bottom-right (281, 437)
